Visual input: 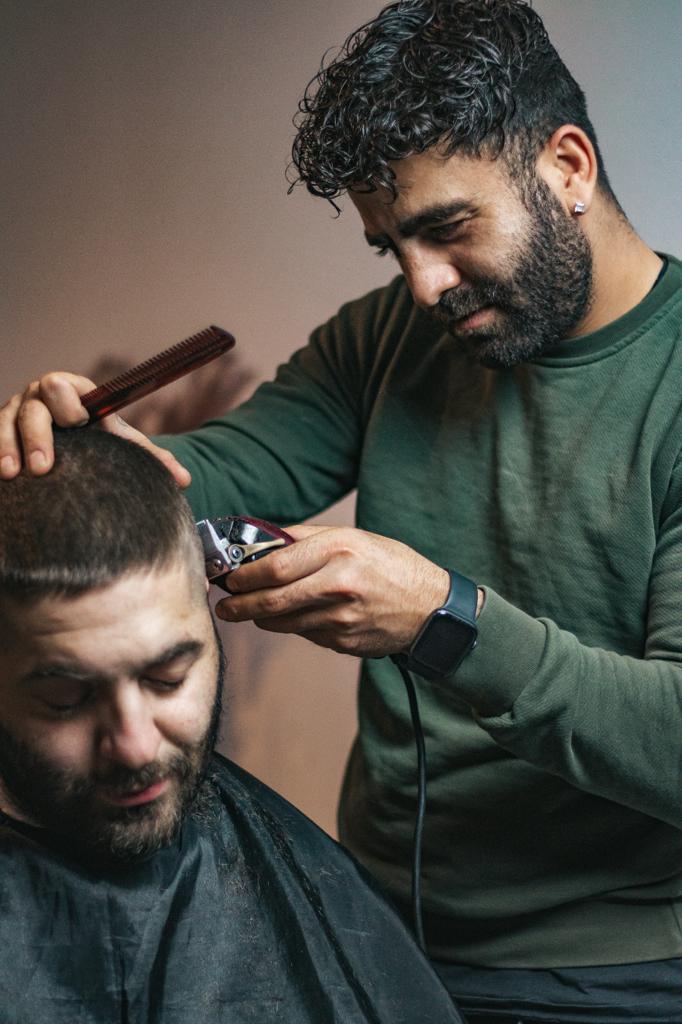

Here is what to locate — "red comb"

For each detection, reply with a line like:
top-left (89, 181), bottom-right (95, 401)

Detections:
top-left (81, 325), bottom-right (235, 422)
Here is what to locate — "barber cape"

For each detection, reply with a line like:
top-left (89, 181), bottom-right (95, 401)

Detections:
top-left (0, 753), bottom-right (462, 1023)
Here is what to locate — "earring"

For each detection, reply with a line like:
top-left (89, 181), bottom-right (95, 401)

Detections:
top-left (573, 201), bottom-right (586, 215)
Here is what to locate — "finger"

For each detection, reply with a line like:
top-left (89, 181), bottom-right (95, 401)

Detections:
top-left (10, 372), bottom-right (94, 477)
top-left (16, 392), bottom-right (61, 476)
top-left (151, 446), bottom-right (192, 488)
top-left (255, 619), bottom-right (365, 658)
top-left (215, 575), bottom-right (336, 622)
top-left (253, 611), bottom-right (330, 634)
top-left (99, 415), bottom-right (192, 488)
top-left (37, 373), bottom-right (94, 428)
top-left (226, 528), bottom-right (340, 593)
top-left (0, 393), bottom-right (24, 478)
top-left (0, 390), bottom-right (30, 475)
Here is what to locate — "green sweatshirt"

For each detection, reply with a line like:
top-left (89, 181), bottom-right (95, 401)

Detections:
top-left (160, 256), bottom-right (682, 967)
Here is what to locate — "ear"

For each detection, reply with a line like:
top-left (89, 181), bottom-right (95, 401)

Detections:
top-left (536, 125), bottom-right (598, 217)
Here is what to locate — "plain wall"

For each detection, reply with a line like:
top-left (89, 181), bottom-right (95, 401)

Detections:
top-left (3, 0), bottom-right (681, 834)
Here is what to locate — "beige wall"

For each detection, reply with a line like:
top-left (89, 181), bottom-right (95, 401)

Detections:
top-left (3, 1), bottom-right (680, 836)
top-left (3, 1), bottom-right (396, 391)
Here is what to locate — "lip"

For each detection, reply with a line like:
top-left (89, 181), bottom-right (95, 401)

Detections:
top-left (456, 306), bottom-right (494, 330)
top-left (101, 778), bottom-right (169, 807)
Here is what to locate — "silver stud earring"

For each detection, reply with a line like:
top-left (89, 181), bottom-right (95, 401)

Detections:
top-left (573, 201), bottom-right (586, 215)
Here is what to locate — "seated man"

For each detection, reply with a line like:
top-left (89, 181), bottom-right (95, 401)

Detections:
top-left (0, 428), bottom-right (462, 1024)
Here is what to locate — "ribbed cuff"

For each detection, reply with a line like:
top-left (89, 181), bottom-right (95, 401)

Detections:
top-left (439, 586), bottom-right (548, 715)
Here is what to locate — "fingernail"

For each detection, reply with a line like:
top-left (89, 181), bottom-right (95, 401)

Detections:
top-left (29, 450), bottom-right (48, 473)
top-left (0, 455), bottom-right (16, 477)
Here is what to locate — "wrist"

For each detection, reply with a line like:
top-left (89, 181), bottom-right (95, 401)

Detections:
top-left (398, 569), bottom-right (479, 680)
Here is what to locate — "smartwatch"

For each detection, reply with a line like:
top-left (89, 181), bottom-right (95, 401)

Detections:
top-left (396, 569), bottom-right (478, 680)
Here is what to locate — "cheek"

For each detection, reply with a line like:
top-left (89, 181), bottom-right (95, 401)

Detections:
top-left (22, 721), bottom-right (95, 776)
top-left (163, 674), bottom-right (217, 745)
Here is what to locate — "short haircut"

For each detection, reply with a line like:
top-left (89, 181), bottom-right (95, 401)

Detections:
top-left (0, 429), bottom-right (202, 604)
top-left (290, 0), bottom-right (620, 209)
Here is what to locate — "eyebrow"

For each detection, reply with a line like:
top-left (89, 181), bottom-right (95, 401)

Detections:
top-left (21, 640), bottom-right (205, 687)
top-left (365, 199), bottom-right (476, 248)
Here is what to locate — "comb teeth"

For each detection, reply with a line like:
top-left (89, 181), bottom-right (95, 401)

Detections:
top-left (91, 327), bottom-right (230, 396)
top-left (81, 325), bottom-right (235, 421)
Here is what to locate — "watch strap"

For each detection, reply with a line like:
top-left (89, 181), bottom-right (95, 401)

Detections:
top-left (395, 569), bottom-right (478, 679)
top-left (441, 569), bottom-right (478, 625)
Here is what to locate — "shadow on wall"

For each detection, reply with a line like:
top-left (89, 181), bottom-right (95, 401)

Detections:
top-left (86, 351), bottom-right (358, 837)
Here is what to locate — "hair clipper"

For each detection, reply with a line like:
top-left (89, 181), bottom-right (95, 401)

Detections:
top-left (196, 515), bottom-right (294, 591)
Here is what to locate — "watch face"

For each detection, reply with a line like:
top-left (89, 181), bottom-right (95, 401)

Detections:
top-left (415, 610), bottom-right (476, 675)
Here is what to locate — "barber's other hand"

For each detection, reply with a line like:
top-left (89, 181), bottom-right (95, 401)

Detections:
top-left (215, 524), bottom-right (451, 659)
top-left (0, 372), bottom-right (191, 487)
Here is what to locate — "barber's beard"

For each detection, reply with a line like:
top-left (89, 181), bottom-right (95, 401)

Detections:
top-left (0, 634), bottom-right (226, 865)
top-left (430, 176), bottom-right (594, 368)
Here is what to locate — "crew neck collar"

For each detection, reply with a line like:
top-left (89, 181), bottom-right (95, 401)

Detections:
top-left (532, 253), bottom-right (681, 367)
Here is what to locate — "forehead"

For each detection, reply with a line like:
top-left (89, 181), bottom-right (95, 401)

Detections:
top-left (350, 147), bottom-right (516, 232)
top-left (1, 561), bottom-right (211, 677)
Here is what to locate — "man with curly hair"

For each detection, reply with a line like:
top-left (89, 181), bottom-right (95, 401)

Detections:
top-left (2, 2), bottom-right (681, 1020)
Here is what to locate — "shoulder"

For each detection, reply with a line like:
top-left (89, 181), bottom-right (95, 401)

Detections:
top-left (653, 254), bottom-right (682, 330)
top-left (329, 274), bottom-right (431, 342)
top-left (206, 753), bottom-right (395, 902)
top-left (208, 752), bottom-right (353, 859)
top-left (306, 275), bottom-right (444, 396)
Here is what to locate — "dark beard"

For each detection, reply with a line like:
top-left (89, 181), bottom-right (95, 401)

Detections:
top-left (430, 175), bottom-right (593, 368)
top-left (0, 629), bottom-right (226, 865)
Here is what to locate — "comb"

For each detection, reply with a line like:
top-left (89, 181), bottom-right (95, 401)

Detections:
top-left (81, 325), bottom-right (236, 422)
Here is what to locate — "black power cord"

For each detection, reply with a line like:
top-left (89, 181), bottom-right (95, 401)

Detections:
top-left (391, 655), bottom-right (427, 953)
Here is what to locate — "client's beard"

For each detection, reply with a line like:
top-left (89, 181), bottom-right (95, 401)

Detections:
top-left (0, 629), bottom-right (226, 865)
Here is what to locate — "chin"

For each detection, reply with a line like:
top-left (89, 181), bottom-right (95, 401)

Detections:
top-left (457, 327), bottom-right (560, 369)
top-left (451, 330), bottom-right (515, 368)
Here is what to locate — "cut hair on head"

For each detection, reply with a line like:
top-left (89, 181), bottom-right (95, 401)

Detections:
top-left (0, 428), bottom-right (203, 604)
top-left (290, 0), bottom-right (621, 211)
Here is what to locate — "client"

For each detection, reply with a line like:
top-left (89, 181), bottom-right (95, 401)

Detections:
top-left (0, 428), bottom-right (462, 1023)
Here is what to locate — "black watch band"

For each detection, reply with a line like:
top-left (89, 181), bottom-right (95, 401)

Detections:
top-left (396, 569), bottom-right (478, 680)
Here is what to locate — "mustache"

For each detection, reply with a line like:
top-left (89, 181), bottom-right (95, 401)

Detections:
top-left (92, 752), bottom-right (196, 796)
top-left (431, 280), bottom-right (514, 326)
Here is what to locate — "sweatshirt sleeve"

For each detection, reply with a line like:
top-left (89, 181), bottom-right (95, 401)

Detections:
top-left (156, 302), bottom-right (367, 523)
top-left (155, 279), bottom-right (409, 524)
top-left (447, 457), bottom-right (682, 829)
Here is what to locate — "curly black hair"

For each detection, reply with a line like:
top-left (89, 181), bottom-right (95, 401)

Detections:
top-left (290, 0), bottom-right (616, 208)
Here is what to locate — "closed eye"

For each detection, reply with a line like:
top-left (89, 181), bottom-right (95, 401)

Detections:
top-left (141, 651), bottom-right (198, 692)
top-left (143, 675), bottom-right (186, 693)
top-left (429, 218), bottom-right (471, 242)
top-left (36, 684), bottom-right (94, 716)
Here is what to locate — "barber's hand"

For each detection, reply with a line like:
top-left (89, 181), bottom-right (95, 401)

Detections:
top-left (215, 524), bottom-right (451, 658)
top-left (0, 372), bottom-right (191, 486)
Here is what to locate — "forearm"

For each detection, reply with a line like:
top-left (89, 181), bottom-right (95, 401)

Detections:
top-left (156, 407), bottom-right (353, 525)
top-left (156, 344), bottom-right (364, 523)
top-left (445, 586), bottom-right (682, 828)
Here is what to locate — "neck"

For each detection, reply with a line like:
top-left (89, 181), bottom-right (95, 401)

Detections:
top-left (569, 200), bottom-right (663, 338)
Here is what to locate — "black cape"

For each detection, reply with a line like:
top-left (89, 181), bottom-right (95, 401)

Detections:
top-left (0, 754), bottom-right (463, 1023)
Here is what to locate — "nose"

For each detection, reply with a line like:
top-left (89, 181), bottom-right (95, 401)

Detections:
top-left (97, 685), bottom-right (163, 770)
top-left (401, 250), bottom-right (463, 309)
